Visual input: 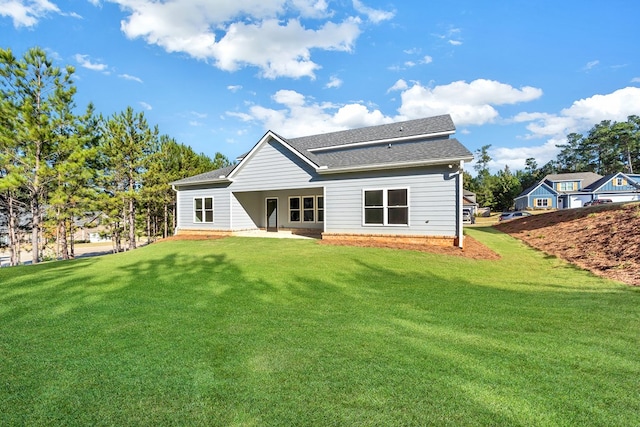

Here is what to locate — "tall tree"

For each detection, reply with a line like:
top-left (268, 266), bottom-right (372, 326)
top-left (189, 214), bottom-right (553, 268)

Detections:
top-left (101, 107), bottom-right (158, 250)
top-left (0, 47), bottom-right (78, 264)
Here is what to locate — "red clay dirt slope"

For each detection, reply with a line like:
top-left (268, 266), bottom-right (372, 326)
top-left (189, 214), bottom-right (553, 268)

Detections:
top-left (495, 202), bottom-right (640, 286)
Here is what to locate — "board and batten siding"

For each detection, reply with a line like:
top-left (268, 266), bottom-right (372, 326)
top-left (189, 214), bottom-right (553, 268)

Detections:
top-left (324, 166), bottom-right (459, 237)
top-left (176, 184), bottom-right (231, 230)
top-left (230, 139), bottom-right (320, 192)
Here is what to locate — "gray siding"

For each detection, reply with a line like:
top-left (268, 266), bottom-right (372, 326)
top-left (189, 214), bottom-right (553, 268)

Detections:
top-left (324, 166), bottom-right (458, 236)
top-left (176, 184), bottom-right (231, 230)
top-left (230, 140), bottom-right (320, 191)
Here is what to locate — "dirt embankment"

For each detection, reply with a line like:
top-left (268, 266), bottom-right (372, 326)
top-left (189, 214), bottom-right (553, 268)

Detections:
top-left (496, 203), bottom-right (640, 286)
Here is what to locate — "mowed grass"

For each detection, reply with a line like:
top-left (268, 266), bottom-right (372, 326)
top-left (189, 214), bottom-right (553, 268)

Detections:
top-left (1, 228), bottom-right (638, 426)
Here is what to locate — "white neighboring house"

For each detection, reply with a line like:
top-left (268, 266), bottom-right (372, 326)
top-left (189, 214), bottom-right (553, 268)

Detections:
top-left (171, 115), bottom-right (474, 247)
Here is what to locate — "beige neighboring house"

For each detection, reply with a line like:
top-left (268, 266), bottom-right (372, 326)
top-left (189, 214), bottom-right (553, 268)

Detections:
top-left (72, 212), bottom-right (111, 243)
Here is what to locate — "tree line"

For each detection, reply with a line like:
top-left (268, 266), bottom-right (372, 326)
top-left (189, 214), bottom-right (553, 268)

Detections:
top-left (466, 115), bottom-right (640, 212)
top-left (0, 47), bottom-right (230, 266)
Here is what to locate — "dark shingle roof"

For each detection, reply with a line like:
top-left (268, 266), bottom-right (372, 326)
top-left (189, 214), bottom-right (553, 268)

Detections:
top-left (543, 172), bottom-right (602, 187)
top-left (309, 137), bottom-right (470, 169)
top-left (172, 115), bottom-right (472, 185)
top-left (171, 164), bottom-right (237, 185)
top-left (288, 115), bottom-right (455, 151)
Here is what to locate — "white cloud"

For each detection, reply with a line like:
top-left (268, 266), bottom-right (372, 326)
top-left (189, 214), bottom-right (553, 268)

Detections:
top-left (631, 77), bottom-right (640, 83)
top-left (517, 86), bottom-right (640, 139)
top-left (139, 101), bottom-right (152, 110)
top-left (489, 139), bottom-right (563, 172)
top-left (75, 54), bottom-right (109, 72)
top-left (227, 85), bottom-right (243, 92)
top-left (229, 89), bottom-right (391, 137)
top-left (387, 79), bottom-right (408, 93)
top-left (0, 0), bottom-right (60, 27)
top-left (102, 0), bottom-right (363, 79)
top-left (119, 73), bottom-right (143, 83)
top-left (352, 0), bottom-right (394, 23)
top-left (583, 60), bottom-right (599, 71)
top-left (448, 40), bottom-right (462, 46)
top-left (421, 55), bottom-right (433, 64)
top-left (397, 79), bottom-right (543, 125)
top-left (325, 75), bottom-right (342, 88)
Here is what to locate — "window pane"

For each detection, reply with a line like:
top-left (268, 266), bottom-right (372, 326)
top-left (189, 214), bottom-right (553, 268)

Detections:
top-left (290, 197), bottom-right (300, 209)
top-left (388, 189), bottom-right (407, 206)
top-left (290, 210), bottom-right (300, 222)
top-left (317, 196), bottom-right (324, 209)
top-left (317, 210), bottom-right (324, 222)
top-left (205, 211), bottom-right (214, 222)
top-left (195, 198), bottom-right (203, 209)
top-left (205, 197), bottom-right (213, 209)
top-left (364, 208), bottom-right (383, 224)
top-left (303, 197), bottom-right (314, 209)
top-left (195, 211), bottom-right (203, 223)
top-left (364, 190), bottom-right (383, 206)
top-left (303, 210), bottom-right (314, 222)
top-left (388, 207), bottom-right (408, 224)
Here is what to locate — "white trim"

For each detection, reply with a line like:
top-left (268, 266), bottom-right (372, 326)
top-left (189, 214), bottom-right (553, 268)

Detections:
top-left (362, 187), bottom-right (410, 227)
top-left (307, 130), bottom-right (455, 153)
top-left (193, 196), bottom-right (214, 224)
top-left (457, 160), bottom-right (464, 248)
top-left (228, 131), bottom-right (319, 179)
top-left (316, 156), bottom-right (473, 174)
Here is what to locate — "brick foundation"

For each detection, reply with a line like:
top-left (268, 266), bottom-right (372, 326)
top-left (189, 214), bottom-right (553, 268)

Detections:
top-left (176, 229), bottom-right (232, 238)
top-left (321, 233), bottom-right (458, 247)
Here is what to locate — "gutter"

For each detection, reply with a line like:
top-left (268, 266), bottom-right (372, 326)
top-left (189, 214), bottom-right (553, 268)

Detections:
top-left (315, 156), bottom-right (473, 174)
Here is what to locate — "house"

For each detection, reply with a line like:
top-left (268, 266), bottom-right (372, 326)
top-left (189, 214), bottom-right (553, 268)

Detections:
top-left (514, 171), bottom-right (640, 210)
top-left (171, 115), bottom-right (474, 247)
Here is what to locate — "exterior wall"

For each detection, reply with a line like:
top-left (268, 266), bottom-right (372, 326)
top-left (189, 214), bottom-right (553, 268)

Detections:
top-left (323, 166), bottom-right (459, 237)
top-left (594, 176), bottom-right (637, 193)
top-left (233, 188), bottom-right (324, 230)
top-left (175, 184), bottom-right (231, 231)
top-left (527, 185), bottom-right (557, 209)
top-left (230, 140), bottom-right (318, 192)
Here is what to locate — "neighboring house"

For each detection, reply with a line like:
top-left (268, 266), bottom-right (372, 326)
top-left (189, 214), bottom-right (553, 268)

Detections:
top-left (515, 171), bottom-right (640, 210)
top-left (171, 115), bottom-right (474, 247)
top-left (72, 212), bottom-right (111, 243)
top-left (463, 190), bottom-right (479, 217)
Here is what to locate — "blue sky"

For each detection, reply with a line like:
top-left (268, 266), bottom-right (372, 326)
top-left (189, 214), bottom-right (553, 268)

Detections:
top-left (2, 0), bottom-right (639, 173)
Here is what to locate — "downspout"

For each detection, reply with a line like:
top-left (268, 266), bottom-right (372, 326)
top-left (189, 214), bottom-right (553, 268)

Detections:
top-left (171, 185), bottom-right (179, 236)
top-left (457, 160), bottom-right (464, 248)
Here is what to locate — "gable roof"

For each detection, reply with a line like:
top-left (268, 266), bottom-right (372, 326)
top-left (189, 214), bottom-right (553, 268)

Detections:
top-left (584, 172), bottom-right (640, 192)
top-left (543, 172), bottom-right (602, 186)
top-left (172, 115), bottom-right (472, 186)
top-left (515, 181), bottom-right (558, 199)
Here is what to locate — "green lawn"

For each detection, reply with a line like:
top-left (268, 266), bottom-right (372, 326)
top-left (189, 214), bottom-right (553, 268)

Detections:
top-left (1, 228), bottom-right (638, 426)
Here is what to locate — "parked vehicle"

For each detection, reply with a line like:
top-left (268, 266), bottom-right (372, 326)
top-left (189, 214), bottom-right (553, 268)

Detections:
top-left (499, 211), bottom-right (532, 221)
top-left (463, 208), bottom-right (475, 224)
top-left (584, 199), bottom-right (613, 206)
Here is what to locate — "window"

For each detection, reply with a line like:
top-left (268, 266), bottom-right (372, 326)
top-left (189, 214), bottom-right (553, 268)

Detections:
top-left (194, 197), bottom-right (214, 223)
top-left (534, 198), bottom-right (550, 208)
top-left (363, 188), bottom-right (408, 226)
top-left (303, 197), bottom-right (315, 222)
top-left (289, 197), bottom-right (301, 222)
top-left (317, 196), bottom-right (324, 222)
top-left (558, 182), bottom-right (576, 191)
top-left (614, 177), bottom-right (626, 186)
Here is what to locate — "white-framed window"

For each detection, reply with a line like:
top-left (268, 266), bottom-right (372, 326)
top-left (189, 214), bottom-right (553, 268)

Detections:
top-left (289, 195), bottom-right (323, 223)
top-left (303, 196), bottom-right (315, 222)
top-left (558, 182), bottom-right (576, 191)
top-left (363, 188), bottom-right (409, 226)
top-left (317, 196), bottom-right (324, 223)
top-left (614, 177), bottom-right (626, 186)
top-left (534, 198), bottom-right (550, 208)
top-left (194, 197), bottom-right (214, 223)
top-left (289, 197), bottom-right (301, 222)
